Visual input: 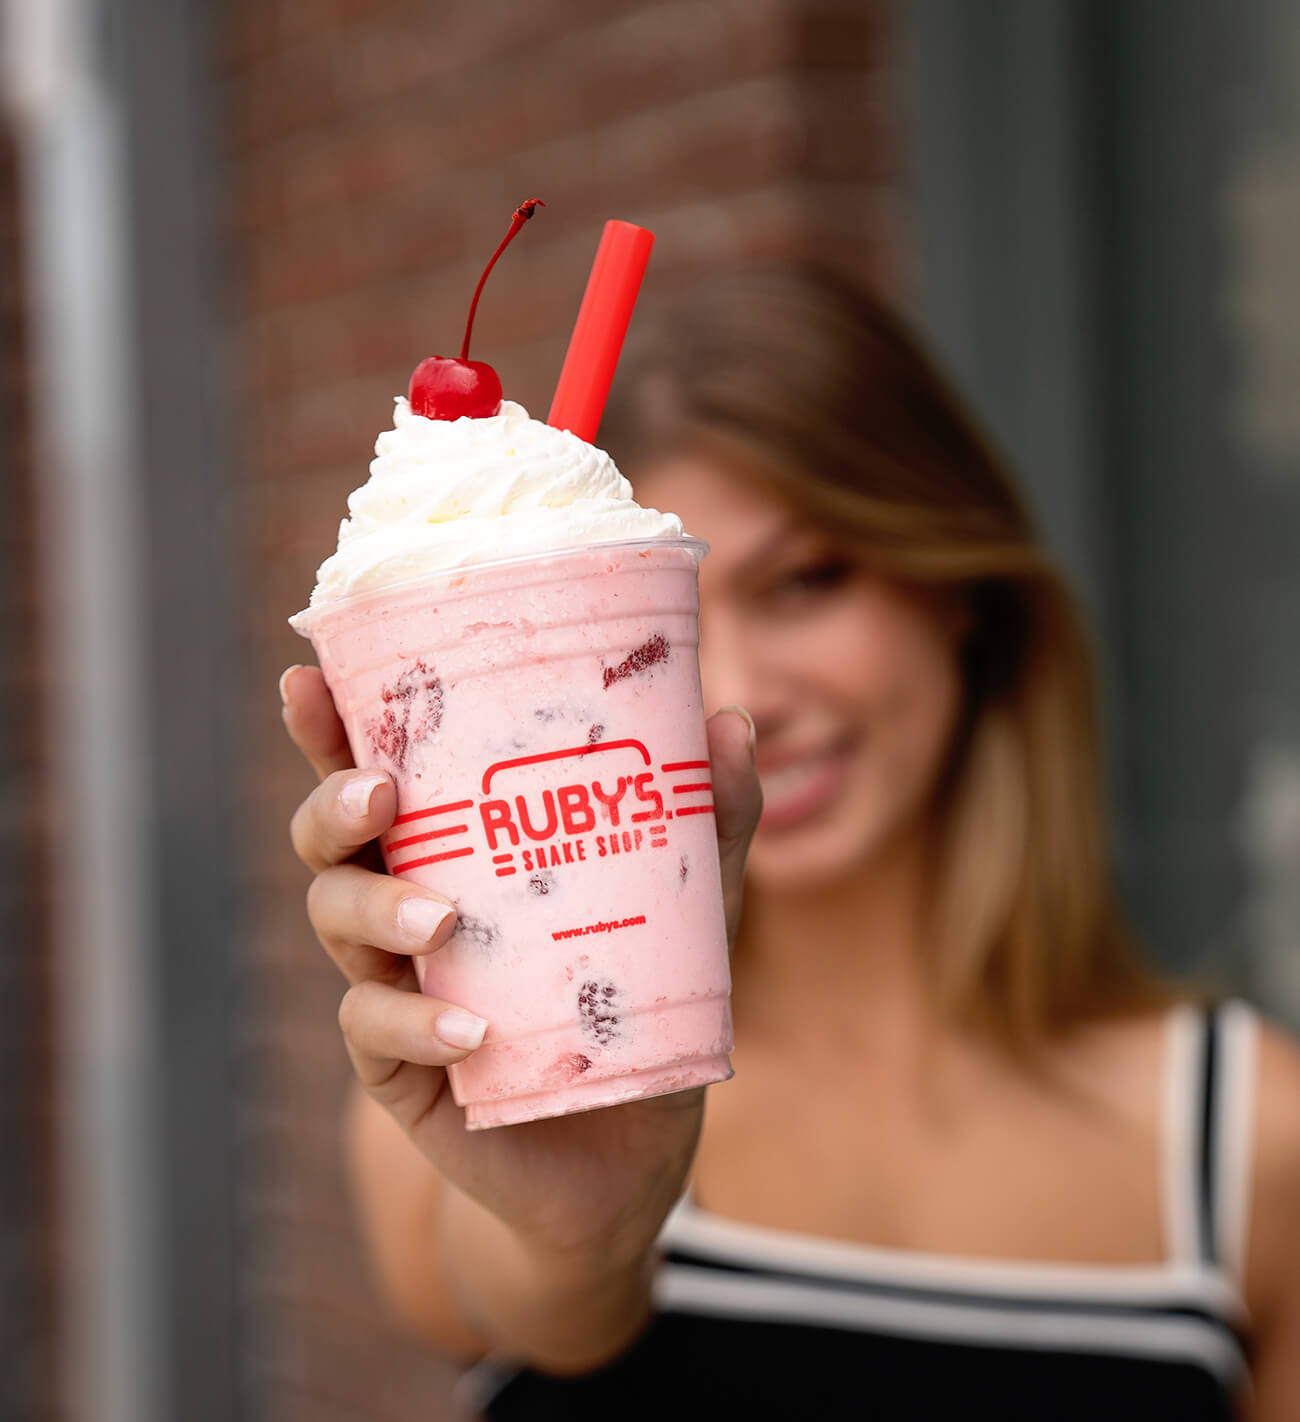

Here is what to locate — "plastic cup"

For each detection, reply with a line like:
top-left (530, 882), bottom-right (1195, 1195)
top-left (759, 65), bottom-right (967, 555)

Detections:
top-left (293, 537), bottom-right (733, 1129)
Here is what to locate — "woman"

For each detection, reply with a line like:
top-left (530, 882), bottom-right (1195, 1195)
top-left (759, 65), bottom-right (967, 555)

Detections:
top-left (281, 265), bottom-right (1300, 1419)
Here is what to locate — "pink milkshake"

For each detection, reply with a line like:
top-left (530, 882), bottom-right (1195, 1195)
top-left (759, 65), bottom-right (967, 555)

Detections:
top-left (295, 534), bottom-right (731, 1128)
top-left (292, 207), bottom-right (732, 1127)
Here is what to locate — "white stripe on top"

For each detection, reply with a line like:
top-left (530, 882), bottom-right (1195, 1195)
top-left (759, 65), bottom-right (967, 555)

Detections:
top-left (658, 1193), bottom-right (1243, 1318)
top-left (1163, 1002), bottom-right (1204, 1267)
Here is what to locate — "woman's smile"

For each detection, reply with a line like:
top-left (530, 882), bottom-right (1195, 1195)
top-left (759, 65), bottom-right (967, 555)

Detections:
top-left (756, 736), bottom-right (857, 832)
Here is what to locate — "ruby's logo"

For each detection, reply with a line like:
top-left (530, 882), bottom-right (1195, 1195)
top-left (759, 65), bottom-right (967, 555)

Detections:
top-left (380, 739), bottom-right (714, 878)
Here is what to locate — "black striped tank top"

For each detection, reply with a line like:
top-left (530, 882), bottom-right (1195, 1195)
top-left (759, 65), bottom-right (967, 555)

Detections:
top-left (461, 1001), bottom-right (1256, 1421)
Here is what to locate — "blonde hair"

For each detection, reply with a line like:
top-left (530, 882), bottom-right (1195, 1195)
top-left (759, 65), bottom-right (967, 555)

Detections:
top-left (604, 263), bottom-right (1166, 1048)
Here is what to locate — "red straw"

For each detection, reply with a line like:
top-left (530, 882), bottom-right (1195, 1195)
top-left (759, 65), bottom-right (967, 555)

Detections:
top-left (547, 220), bottom-right (655, 443)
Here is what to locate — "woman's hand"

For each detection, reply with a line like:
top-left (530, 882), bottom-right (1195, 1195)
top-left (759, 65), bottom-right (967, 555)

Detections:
top-left (280, 664), bottom-right (760, 1364)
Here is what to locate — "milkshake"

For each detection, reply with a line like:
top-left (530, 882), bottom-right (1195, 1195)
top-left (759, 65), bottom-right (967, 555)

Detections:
top-left (291, 210), bottom-right (732, 1127)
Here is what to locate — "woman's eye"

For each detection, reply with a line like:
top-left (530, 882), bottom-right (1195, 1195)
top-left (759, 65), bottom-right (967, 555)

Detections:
top-left (766, 558), bottom-right (854, 603)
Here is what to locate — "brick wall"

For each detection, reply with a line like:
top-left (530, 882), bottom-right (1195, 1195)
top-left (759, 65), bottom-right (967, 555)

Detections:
top-left (0, 126), bottom-right (57, 1422)
top-left (220, 3), bottom-right (900, 1416)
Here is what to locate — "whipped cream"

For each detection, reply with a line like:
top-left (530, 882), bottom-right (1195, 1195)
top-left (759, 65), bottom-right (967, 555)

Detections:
top-left (296, 399), bottom-right (681, 614)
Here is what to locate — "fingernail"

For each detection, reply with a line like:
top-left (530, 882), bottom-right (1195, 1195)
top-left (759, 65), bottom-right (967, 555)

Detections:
top-left (279, 665), bottom-right (303, 707)
top-left (340, 772), bottom-right (386, 818)
top-left (398, 896), bottom-right (456, 944)
top-left (435, 1007), bottom-right (488, 1051)
top-left (720, 705), bottom-right (757, 758)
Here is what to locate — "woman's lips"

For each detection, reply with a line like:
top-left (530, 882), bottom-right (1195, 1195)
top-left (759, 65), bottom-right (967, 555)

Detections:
top-left (756, 739), bottom-right (855, 832)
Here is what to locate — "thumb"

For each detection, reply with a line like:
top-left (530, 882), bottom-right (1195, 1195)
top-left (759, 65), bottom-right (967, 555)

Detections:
top-left (281, 664), bottom-right (355, 781)
top-left (706, 706), bottom-right (762, 944)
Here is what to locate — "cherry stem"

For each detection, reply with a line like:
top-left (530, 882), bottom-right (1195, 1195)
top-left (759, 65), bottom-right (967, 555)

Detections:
top-left (460, 199), bottom-right (545, 362)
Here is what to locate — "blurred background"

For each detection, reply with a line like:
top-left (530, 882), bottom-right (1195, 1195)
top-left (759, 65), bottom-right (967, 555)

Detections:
top-left (2, 1), bottom-right (1298, 1419)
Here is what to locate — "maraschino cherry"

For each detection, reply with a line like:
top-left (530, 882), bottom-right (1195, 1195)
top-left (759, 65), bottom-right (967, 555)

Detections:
top-left (408, 199), bottom-right (544, 421)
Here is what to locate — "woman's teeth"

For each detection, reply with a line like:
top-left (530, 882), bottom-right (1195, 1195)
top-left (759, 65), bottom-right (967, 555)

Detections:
top-left (759, 759), bottom-right (826, 804)
top-left (756, 743), bottom-right (851, 827)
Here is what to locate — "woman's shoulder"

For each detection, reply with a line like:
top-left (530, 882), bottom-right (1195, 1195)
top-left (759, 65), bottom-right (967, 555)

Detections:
top-left (1251, 1010), bottom-right (1300, 1126)
top-left (1246, 1016), bottom-right (1300, 1314)
top-left (1236, 1012), bottom-right (1300, 1414)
